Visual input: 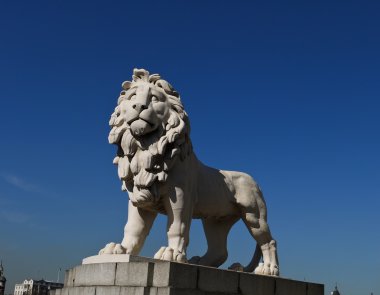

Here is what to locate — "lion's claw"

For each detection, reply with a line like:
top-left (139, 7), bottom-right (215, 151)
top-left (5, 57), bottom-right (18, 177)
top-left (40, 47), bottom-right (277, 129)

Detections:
top-left (154, 246), bottom-right (187, 263)
top-left (99, 242), bottom-right (126, 255)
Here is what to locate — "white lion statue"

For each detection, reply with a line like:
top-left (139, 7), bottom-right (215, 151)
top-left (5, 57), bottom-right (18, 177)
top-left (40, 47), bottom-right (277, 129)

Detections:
top-left (99, 69), bottom-right (279, 276)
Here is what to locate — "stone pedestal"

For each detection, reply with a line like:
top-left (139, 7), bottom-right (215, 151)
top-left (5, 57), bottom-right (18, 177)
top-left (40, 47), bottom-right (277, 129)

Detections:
top-left (51, 256), bottom-right (323, 295)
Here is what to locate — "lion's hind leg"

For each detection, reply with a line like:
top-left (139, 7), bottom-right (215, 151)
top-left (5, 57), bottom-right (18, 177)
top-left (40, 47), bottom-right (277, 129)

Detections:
top-left (242, 210), bottom-right (279, 276)
top-left (189, 216), bottom-right (238, 267)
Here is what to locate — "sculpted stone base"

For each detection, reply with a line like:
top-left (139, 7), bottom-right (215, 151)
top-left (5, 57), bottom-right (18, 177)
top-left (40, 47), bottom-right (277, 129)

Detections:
top-left (82, 254), bottom-right (157, 264)
top-left (51, 257), bottom-right (323, 295)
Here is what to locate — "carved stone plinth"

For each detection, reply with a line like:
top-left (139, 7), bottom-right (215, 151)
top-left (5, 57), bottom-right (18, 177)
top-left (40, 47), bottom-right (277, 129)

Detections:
top-left (50, 256), bottom-right (323, 295)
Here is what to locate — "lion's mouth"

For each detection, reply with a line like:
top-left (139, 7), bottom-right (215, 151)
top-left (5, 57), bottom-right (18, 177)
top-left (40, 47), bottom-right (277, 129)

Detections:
top-left (128, 117), bottom-right (155, 128)
top-left (129, 117), bottom-right (157, 137)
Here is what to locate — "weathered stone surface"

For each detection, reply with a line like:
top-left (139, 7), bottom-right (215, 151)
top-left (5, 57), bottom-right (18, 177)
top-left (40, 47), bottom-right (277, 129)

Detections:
top-left (276, 278), bottom-right (307, 295)
top-left (74, 263), bottom-right (116, 286)
top-left (197, 266), bottom-right (239, 293)
top-left (64, 268), bottom-right (75, 287)
top-left (96, 286), bottom-right (121, 295)
top-left (116, 262), bottom-right (154, 287)
top-left (69, 287), bottom-right (96, 295)
top-left (118, 286), bottom-right (147, 295)
top-left (149, 287), bottom-right (158, 295)
top-left (153, 262), bottom-right (197, 289)
top-left (239, 273), bottom-right (275, 295)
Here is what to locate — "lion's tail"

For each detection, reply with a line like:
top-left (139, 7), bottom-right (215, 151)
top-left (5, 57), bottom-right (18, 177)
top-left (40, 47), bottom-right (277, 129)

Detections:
top-left (243, 243), bottom-right (262, 272)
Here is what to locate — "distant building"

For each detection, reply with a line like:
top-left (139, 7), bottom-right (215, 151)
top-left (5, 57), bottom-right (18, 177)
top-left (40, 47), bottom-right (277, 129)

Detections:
top-left (13, 279), bottom-right (63, 295)
top-left (0, 261), bottom-right (6, 295)
top-left (331, 284), bottom-right (341, 295)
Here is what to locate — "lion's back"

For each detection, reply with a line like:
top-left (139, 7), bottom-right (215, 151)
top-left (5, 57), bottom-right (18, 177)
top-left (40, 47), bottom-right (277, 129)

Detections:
top-left (219, 170), bottom-right (263, 208)
top-left (194, 165), bottom-right (245, 218)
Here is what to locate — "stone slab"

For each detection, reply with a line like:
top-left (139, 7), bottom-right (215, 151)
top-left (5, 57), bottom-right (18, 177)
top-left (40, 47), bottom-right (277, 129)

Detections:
top-left (120, 286), bottom-right (147, 295)
top-left (275, 278), bottom-right (307, 295)
top-left (82, 254), bottom-right (156, 265)
top-left (64, 268), bottom-right (76, 287)
top-left (74, 263), bottom-right (116, 286)
top-left (116, 262), bottom-right (154, 287)
top-left (307, 283), bottom-right (324, 295)
top-left (197, 266), bottom-right (239, 293)
top-left (96, 286), bottom-right (121, 295)
top-left (152, 261), bottom-right (197, 289)
top-left (69, 287), bottom-right (96, 295)
top-left (239, 273), bottom-right (275, 295)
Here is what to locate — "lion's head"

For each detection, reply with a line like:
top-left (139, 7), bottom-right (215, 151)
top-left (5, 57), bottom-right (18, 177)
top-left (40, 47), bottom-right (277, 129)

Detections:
top-left (108, 69), bottom-right (192, 208)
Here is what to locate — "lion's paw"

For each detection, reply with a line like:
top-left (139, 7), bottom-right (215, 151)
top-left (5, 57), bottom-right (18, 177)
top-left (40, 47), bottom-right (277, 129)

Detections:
top-left (254, 262), bottom-right (279, 276)
top-left (99, 242), bottom-right (126, 255)
top-left (154, 246), bottom-right (187, 263)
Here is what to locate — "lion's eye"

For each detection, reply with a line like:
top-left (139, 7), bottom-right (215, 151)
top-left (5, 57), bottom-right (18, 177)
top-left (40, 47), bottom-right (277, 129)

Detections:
top-left (151, 95), bottom-right (158, 102)
top-left (129, 94), bottom-right (136, 100)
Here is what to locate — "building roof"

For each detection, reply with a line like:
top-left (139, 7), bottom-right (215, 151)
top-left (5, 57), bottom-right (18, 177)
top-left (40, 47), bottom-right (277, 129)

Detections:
top-left (0, 260), bottom-right (6, 282)
top-left (331, 285), bottom-right (341, 295)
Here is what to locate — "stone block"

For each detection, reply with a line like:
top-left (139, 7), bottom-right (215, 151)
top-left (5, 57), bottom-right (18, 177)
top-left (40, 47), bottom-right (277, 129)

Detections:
top-left (61, 288), bottom-right (69, 295)
top-left (153, 262), bottom-right (197, 289)
top-left (116, 262), bottom-right (154, 286)
top-left (120, 286), bottom-right (147, 295)
top-left (69, 287), bottom-right (96, 295)
top-left (275, 278), bottom-right (307, 295)
top-left (307, 283), bottom-right (324, 295)
top-left (156, 288), bottom-right (170, 295)
top-left (149, 287), bottom-right (158, 295)
top-left (96, 286), bottom-right (121, 295)
top-left (64, 268), bottom-right (76, 287)
top-left (74, 263), bottom-right (116, 286)
top-left (197, 266), bottom-right (239, 293)
top-left (239, 272), bottom-right (275, 295)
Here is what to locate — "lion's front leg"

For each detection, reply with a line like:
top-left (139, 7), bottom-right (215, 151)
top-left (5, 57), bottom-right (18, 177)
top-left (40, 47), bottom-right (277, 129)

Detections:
top-left (154, 187), bottom-right (192, 263)
top-left (99, 200), bottom-right (157, 255)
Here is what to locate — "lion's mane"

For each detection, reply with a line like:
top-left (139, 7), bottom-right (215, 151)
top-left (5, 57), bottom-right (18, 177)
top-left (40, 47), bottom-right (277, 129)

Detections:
top-left (108, 69), bottom-right (192, 207)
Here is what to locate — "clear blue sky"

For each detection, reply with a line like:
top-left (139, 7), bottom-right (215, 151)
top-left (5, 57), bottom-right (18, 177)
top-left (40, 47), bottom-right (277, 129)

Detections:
top-left (1, 1), bottom-right (379, 294)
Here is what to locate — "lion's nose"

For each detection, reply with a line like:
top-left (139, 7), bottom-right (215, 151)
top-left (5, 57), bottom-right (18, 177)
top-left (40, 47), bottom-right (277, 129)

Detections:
top-left (132, 103), bottom-right (148, 113)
